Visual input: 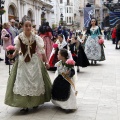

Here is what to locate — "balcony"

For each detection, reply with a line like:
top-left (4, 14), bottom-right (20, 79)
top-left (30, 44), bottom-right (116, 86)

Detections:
top-left (39, 0), bottom-right (52, 5)
top-left (87, 0), bottom-right (95, 4)
top-left (65, 2), bottom-right (73, 6)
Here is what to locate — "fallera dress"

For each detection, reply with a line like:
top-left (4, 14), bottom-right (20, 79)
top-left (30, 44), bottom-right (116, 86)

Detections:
top-left (69, 41), bottom-right (90, 67)
top-left (4, 32), bottom-right (52, 108)
top-left (51, 60), bottom-right (77, 110)
top-left (85, 26), bottom-right (105, 61)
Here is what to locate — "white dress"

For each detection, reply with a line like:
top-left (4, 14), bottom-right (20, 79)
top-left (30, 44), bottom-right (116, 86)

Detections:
top-left (52, 60), bottom-right (77, 110)
top-left (13, 32), bottom-right (45, 96)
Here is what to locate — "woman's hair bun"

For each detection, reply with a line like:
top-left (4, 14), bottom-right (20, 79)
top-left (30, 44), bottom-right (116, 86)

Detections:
top-left (22, 15), bottom-right (31, 24)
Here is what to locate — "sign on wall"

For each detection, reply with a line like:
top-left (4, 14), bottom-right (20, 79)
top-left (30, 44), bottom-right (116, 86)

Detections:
top-left (84, 7), bottom-right (94, 28)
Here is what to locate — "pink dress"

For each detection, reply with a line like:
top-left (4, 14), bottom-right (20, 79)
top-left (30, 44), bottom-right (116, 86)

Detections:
top-left (1, 29), bottom-right (12, 50)
top-left (40, 32), bottom-right (53, 60)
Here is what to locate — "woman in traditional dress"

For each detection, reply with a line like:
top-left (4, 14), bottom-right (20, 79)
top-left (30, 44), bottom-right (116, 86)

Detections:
top-left (51, 49), bottom-right (77, 112)
top-left (48, 34), bottom-right (68, 71)
top-left (38, 22), bottom-right (53, 60)
top-left (85, 18), bottom-right (105, 65)
top-left (69, 36), bottom-right (89, 72)
top-left (4, 16), bottom-right (52, 113)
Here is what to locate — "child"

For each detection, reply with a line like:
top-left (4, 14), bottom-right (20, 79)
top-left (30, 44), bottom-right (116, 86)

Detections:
top-left (51, 49), bottom-right (77, 112)
top-left (69, 36), bottom-right (90, 72)
top-left (4, 16), bottom-right (52, 113)
top-left (49, 34), bottom-right (72, 71)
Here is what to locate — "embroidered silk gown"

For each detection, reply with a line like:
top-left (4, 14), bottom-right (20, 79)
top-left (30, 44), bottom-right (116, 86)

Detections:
top-left (85, 26), bottom-right (105, 61)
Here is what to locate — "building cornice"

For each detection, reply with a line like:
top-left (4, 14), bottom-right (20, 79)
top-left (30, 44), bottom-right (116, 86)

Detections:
top-left (38, 0), bottom-right (53, 9)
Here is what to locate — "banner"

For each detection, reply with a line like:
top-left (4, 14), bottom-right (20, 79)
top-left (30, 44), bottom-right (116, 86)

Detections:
top-left (109, 11), bottom-right (120, 27)
top-left (84, 7), bottom-right (94, 28)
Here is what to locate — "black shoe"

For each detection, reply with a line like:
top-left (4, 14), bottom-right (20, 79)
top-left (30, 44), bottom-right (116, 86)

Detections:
top-left (91, 60), bottom-right (93, 65)
top-left (65, 109), bottom-right (76, 113)
top-left (116, 47), bottom-right (119, 49)
top-left (0, 58), bottom-right (4, 61)
top-left (94, 61), bottom-right (97, 64)
top-left (20, 108), bottom-right (29, 113)
top-left (33, 106), bottom-right (38, 109)
top-left (77, 69), bottom-right (80, 73)
top-left (5, 63), bottom-right (12, 65)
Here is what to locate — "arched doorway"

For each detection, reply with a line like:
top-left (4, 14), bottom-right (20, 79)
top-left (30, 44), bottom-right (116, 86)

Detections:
top-left (8, 5), bottom-right (18, 21)
top-left (27, 10), bottom-right (33, 23)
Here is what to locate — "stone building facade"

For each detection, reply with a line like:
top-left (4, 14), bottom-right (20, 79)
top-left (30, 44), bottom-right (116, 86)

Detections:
top-left (2, 0), bottom-right (53, 28)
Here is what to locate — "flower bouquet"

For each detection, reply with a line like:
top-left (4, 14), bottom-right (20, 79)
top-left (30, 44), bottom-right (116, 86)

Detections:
top-left (6, 45), bottom-right (15, 55)
top-left (6, 45), bottom-right (15, 64)
top-left (65, 59), bottom-right (75, 69)
top-left (6, 45), bottom-right (16, 75)
top-left (53, 43), bottom-right (58, 49)
top-left (98, 39), bottom-right (105, 48)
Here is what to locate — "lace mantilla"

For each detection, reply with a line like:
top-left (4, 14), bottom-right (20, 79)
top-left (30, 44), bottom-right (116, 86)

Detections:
top-left (18, 32), bottom-right (36, 45)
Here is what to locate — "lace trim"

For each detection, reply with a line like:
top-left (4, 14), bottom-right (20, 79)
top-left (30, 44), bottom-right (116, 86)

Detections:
top-left (90, 26), bottom-right (98, 31)
top-left (85, 37), bottom-right (101, 60)
top-left (18, 32), bottom-right (36, 45)
top-left (13, 86), bottom-right (45, 96)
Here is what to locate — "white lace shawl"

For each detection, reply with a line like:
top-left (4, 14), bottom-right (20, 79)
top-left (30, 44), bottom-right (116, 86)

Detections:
top-left (56, 35), bottom-right (67, 49)
top-left (14, 32), bottom-right (45, 55)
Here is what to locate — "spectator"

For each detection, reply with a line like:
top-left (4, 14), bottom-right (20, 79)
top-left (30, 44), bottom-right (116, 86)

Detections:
top-left (9, 19), bottom-right (18, 44)
top-left (116, 23), bottom-right (120, 49)
top-left (1, 22), bottom-right (12, 65)
top-left (111, 25), bottom-right (117, 44)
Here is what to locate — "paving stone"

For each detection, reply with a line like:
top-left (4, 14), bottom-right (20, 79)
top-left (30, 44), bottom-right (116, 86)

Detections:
top-left (0, 40), bottom-right (120, 120)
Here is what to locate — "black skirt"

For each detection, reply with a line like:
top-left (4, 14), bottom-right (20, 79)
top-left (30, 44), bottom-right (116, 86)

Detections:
top-left (52, 74), bottom-right (70, 101)
top-left (76, 45), bottom-right (90, 67)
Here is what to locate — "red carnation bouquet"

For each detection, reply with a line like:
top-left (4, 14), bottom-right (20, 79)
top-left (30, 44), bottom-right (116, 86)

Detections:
top-left (6, 45), bottom-right (15, 55)
top-left (53, 43), bottom-right (58, 49)
top-left (98, 39), bottom-right (105, 47)
top-left (6, 45), bottom-right (16, 63)
top-left (65, 59), bottom-right (75, 69)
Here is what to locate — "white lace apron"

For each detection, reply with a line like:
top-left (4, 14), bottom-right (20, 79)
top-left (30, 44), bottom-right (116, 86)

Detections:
top-left (13, 33), bottom-right (45, 96)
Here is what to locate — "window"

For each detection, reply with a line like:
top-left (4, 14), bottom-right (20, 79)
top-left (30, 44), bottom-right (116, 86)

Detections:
top-left (67, 0), bottom-right (70, 5)
top-left (60, 8), bottom-right (63, 13)
top-left (69, 7), bottom-right (73, 13)
top-left (60, 0), bottom-right (63, 3)
top-left (67, 17), bottom-right (68, 23)
top-left (67, 7), bottom-right (68, 13)
top-left (69, 17), bottom-right (72, 23)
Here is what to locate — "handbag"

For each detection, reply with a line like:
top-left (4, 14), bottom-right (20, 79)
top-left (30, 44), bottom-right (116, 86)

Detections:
top-left (5, 34), bottom-right (10, 38)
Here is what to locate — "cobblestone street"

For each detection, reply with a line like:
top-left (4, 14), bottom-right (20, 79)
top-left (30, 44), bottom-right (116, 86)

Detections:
top-left (0, 40), bottom-right (120, 120)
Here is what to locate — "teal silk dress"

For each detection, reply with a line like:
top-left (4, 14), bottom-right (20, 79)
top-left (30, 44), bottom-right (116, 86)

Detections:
top-left (85, 26), bottom-right (105, 61)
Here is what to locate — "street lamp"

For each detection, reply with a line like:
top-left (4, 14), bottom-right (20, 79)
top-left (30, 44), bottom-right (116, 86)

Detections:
top-left (86, 3), bottom-right (91, 7)
top-left (41, 6), bottom-right (46, 12)
top-left (41, 6), bottom-right (46, 23)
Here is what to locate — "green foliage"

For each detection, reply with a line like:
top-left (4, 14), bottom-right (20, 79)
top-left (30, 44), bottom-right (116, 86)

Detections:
top-left (52, 24), bottom-right (57, 29)
top-left (0, 8), bottom-right (6, 15)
